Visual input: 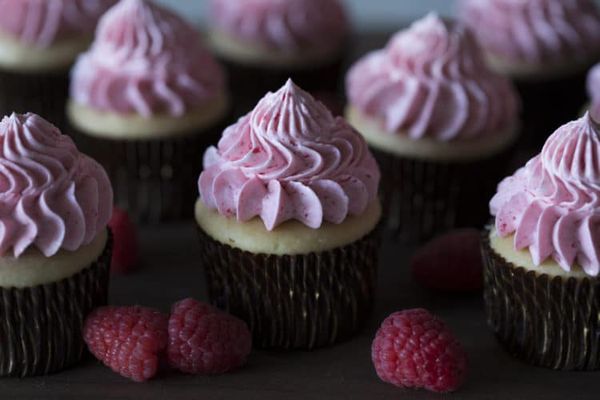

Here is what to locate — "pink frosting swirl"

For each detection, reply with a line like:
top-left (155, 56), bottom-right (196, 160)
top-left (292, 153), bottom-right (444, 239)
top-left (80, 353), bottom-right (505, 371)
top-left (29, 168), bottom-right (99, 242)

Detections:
top-left (346, 14), bottom-right (519, 141)
top-left (0, 113), bottom-right (112, 258)
top-left (490, 113), bottom-right (600, 276)
top-left (199, 80), bottom-right (380, 231)
top-left (208, 0), bottom-right (348, 54)
top-left (0, 0), bottom-right (116, 47)
top-left (70, 0), bottom-right (225, 117)
top-left (460, 0), bottom-right (600, 65)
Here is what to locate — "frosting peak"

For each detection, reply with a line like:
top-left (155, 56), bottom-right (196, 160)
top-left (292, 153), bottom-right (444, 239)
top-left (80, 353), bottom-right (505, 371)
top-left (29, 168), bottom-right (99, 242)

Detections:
top-left (491, 113), bottom-right (600, 276)
top-left (94, 0), bottom-right (192, 66)
top-left (251, 80), bottom-right (335, 146)
top-left (199, 80), bottom-right (380, 230)
top-left (70, 0), bottom-right (225, 117)
top-left (387, 14), bottom-right (453, 65)
top-left (208, 0), bottom-right (348, 54)
top-left (346, 14), bottom-right (519, 141)
top-left (0, 0), bottom-right (117, 47)
top-left (541, 113), bottom-right (600, 186)
top-left (460, 0), bottom-right (600, 66)
top-left (0, 113), bottom-right (112, 257)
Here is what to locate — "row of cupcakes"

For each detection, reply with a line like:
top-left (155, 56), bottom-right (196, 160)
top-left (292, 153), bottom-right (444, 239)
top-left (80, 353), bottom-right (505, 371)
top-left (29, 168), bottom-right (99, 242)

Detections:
top-left (3, 0), bottom-right (600, 126)
top-left (1, 86), bottom-right (599, 377)
top-left (0, 80), bottom-right (382, 375)
top-left (2, 0), bottom-right (600, 234)
top-left (0, 0), bottom-right (349, 223)
top-left (6, 0), bottom-right (599, 119)
top-left (0, 0), bottom-right (350, 128)
top-left (0, 51), bottom-right (599, 379)
top-left (171, 0), bottom-right (600, 372)
top-left (193, 79), bottom-right (600, 369)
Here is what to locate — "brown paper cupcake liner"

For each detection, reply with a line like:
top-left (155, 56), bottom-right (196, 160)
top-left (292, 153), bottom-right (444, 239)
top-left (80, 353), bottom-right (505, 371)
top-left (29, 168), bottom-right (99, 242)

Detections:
top-left (0, 69), bottom-right (69, 130)
top-left (481, 230), bottom-right (600, 370)
top-left (0, 230), bottom-right (112, 377)
top-left (374, 148), bottom-right (511, 244)
top-left (196, 225), bottom-right (379, 350)
top-left (71, 124), bottom-right (225, 224)
top-left (222, 55), bottom-right (346, 117)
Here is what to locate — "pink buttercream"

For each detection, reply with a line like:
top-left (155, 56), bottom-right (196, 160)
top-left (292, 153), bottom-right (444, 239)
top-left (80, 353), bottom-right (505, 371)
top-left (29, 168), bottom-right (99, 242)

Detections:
top-left (199, 80), bottom-right (380, 231)
top-left (0, 0), bottom-right (116, 47)
top-left (460, 0), bottom-right (600, 65)
top-left (0, 113), bottom-right (112, 258)
top-left (346, 14), bottom-right (519, 141)
top-left (490, 113), bottom-right (600, 276)
top-left (70, 0), bottom-right (225, 117)
top-left (208, 0), bottom-right (348, 54)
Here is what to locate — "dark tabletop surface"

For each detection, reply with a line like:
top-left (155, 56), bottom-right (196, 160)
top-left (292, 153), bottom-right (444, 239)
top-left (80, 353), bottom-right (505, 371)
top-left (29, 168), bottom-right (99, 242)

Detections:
top-left (0, 32), bottom-right (596, 400)
top-left (0, 223), bottom-right (597, 400)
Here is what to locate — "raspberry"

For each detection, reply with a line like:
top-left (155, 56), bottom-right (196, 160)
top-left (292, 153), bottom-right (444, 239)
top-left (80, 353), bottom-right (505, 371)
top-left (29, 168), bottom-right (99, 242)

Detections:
top-left (84, 306), bottom-right (168, 382)
top-left (372, 309), bottom-right (468, 393)
top-left (411, 229), bottom-right (483, 291)
top-left (167, 298), bottom-right (252, 374)
top-left (108, 207), bottom-right (139, 274)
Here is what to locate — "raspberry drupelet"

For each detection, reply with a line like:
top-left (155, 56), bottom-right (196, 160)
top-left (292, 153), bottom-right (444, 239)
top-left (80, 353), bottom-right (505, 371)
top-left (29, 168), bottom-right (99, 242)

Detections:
top-left (372, 309), bottom-right (468, 393)
top-left (167, 298), bottom-right (252, 374)
top-left (83, 306), bottom-right (168, 382)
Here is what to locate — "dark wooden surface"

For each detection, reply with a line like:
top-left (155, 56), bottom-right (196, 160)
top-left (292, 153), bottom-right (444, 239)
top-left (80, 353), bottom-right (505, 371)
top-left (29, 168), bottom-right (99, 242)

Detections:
top-left (0, 223), bottom-right (597, 400)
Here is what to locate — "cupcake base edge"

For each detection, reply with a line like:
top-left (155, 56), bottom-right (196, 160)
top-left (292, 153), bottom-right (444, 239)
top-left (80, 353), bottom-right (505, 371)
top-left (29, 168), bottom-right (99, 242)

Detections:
top-left (481, 228), bottom-right (600, 371)
top-left (0, 230), bottom-right (112, 377)
top-left (196, 224), bottom-right (380, 350)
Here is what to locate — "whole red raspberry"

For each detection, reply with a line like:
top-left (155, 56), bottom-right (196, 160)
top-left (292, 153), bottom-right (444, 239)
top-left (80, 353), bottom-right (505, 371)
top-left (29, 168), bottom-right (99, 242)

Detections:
top-left (372, 309), bottom-right (468, 393)
top-left (84, 306), bottom-right (168, 382)
top-left (167, 298), bottom-right (252, 374)
top-left (108, 207), bottom-right (139, 274)
top-left (411, 229), bottom-right (483, 292)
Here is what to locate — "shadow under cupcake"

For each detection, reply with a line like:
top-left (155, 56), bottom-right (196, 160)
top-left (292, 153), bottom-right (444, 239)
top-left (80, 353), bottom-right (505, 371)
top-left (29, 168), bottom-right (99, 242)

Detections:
top-left (195, 80), bottom-right (382, 350)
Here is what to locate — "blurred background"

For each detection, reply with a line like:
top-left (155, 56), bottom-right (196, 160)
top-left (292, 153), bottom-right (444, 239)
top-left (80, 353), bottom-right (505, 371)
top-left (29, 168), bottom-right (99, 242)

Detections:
top-left (157, 0), bottom-right (455, 30)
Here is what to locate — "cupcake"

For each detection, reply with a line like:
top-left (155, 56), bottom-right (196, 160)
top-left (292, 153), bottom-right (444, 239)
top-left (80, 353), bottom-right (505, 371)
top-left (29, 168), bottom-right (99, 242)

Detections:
top-left (345, 14), bottom-right (520, 242)
top-left (459, 0), bottom-right (600, 149)
top-left (0, 112), bottom-right (113, 377)
top-left (67, 0), bottom-right (229, 223)
top-left (0, 0), bottom-right (116, 126)
top-left (207, 0), bottom-right (349, 112)
top-left (483, 112), bottom-right (600, 370)
top-left (196, 80), bottom-right (381, 349)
